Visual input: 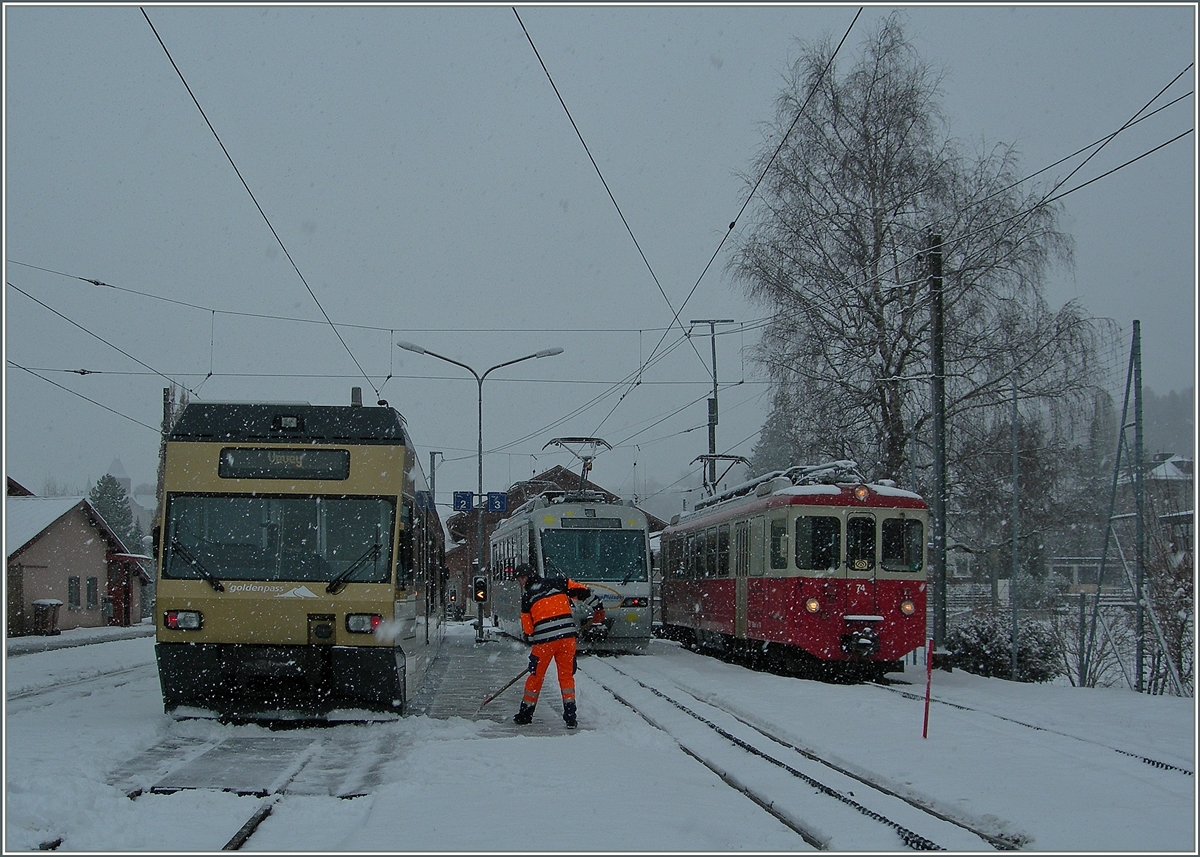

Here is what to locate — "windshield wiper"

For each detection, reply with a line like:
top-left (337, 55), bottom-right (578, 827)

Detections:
top-left (621, 566), bottom-right (646, 586)
top-left (326, 543), bottom-right (382, 594)
top-left (169, 538), bottom-right (224, 592)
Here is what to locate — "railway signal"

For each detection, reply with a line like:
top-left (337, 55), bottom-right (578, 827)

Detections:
top-left (473, 576), bottom-right (488, 602)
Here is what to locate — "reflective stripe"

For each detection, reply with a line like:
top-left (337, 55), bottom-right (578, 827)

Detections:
top-left (530, 615), bottom-right (576, 643)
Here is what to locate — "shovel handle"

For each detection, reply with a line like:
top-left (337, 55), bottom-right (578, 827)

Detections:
top-left (479, 668), bottom-right (529, 708)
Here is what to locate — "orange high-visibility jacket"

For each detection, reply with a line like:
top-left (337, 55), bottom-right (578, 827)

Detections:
top-left (521, 576), bottom-right (590, 643)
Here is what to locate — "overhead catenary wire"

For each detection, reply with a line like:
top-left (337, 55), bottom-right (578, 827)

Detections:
top-left (624, 7), bottom-right (864, 405)
top-left (7, 281), bottom-right (199, 398)
top-left (140, 7), bottom-right (378, 399)
top-left (581, 7), bottom-right (862, 446)
top-left (7, 361), bottom-right (161, 433)
top-left (5, 261), bottom-right (688, 336)
top-left (735, 120), bottom-right (1194, 340)
top-left (513, 6), bottom-right (707, 379)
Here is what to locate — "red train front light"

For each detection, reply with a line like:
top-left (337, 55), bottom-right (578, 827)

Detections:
top-left (164, 610), bottom-right (202, 630)
top-left (804, 597), bottom-right (821, 614)
top-left (899, 599), bottom-right (917, 616)
top-left (346, 613), bottom-right (383, 633)
top-left (621, 597), bottom-right (648, 608)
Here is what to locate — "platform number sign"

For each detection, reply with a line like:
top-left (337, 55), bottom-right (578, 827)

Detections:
top-left (452, 491), bottom-right (474, 512)
top-left (486, 492), bottom-right (508, 513)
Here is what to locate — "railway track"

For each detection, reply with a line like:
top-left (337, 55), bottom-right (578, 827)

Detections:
top-left (7, 663), bottom-right (157, 712)
top-left (40, 726), bottom-right (413, 851)
top-left (582, 657), bottom-right (1021, 851)
top-left (868, 681), bottom-right (1195, 777)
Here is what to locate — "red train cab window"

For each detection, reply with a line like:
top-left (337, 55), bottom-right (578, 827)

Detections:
top-left (846, 516), bottom-right (876, 571)
top-left (882, 518), bottom-right (924, 572)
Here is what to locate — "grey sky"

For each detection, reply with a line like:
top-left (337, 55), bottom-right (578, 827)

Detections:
top-left (4, 3), bottom-right (1195, 521)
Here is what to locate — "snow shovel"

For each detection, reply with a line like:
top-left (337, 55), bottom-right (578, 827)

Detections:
top-left (478, 668), bottom-right (530, 710)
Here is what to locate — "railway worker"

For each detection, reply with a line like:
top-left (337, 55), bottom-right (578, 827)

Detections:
top-left (512, 563), bottom-right (591, 728)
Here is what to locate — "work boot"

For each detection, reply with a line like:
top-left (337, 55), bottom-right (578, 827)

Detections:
top-left (513, 703), bottom-right (535, 725)
top-left (562, 700), bottom-right (577, 729)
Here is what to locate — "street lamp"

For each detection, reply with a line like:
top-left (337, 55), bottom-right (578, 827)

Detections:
top-left (396, 340), bottom-right (564, 641)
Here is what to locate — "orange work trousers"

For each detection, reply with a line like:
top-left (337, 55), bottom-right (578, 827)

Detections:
top-left (521, 636), bottom-right (577, 710)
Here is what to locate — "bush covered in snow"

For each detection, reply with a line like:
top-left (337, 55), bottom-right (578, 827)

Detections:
top-left (946, 612), bottom-right (1064, 682)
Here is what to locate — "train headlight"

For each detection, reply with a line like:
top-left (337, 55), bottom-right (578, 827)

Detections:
top-left (853, 484), bottom-right (871, 502)
top-left (804, 597), bottom-right (821, 614)
top-left (620, 597), bottom-right (648, 608)
top-left (899, 599), bottom-right (917, 616)
top-left (164, 610), bottom-right (202, 630)
top-left (346, 613), bottom-right (384, 634)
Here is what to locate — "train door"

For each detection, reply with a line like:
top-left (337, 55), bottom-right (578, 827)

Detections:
top-left (845, 513), bottom-right (877, 614)
top-left (733, 520), bottom-right (750, 638)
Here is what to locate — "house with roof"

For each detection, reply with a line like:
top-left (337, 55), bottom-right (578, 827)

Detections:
top-left (6, 477), bottom-right (151, 637)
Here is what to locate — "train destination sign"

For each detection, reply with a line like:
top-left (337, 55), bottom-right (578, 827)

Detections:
top-left (218, 447), bottom-right (351, 480)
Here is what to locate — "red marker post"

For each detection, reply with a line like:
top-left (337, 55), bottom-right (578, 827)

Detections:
top-left (922, 637), bottom-right (934, 739)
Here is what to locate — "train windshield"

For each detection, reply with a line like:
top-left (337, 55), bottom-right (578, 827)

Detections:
top-left (881, 518), bottom-right (924, 572)
top-left (163, 494), bottom-right (395, 583)
top-left (540, 528), bottom-right (648, 583)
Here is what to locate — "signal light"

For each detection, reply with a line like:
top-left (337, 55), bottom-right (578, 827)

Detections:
top-left (449, 591), bottom-right (456, 602)
top-left (473, 576), bottom-right (488, 602)
top-left (620, 597), bottom-right (648, 607)
top-left (164, 610), bottom-right (202, 630)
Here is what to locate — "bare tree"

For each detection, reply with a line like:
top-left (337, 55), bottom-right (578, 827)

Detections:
top-left (730, 14), bottom-right (1109, 490)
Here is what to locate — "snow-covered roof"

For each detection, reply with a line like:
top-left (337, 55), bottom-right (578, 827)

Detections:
top-left (5, 495), bottom-right (132, 559)
top-left (5, 495), bottom-right (88, 558)
top-left (1148, 454), bottom-right (1192, 481)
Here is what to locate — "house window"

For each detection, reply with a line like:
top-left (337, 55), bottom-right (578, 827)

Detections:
top-left (86, 577), bottom-right (100, 610)
top-left (68, 576), bottom-right (81, 610)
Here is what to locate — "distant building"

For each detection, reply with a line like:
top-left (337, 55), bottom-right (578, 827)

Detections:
top-left (5, 481), bottom-right (151, 637)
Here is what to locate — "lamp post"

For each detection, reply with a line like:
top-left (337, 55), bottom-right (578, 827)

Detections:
top-left (396, 341), bottom-right (564, 641)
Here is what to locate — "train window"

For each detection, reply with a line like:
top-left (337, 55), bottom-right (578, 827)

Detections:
top-left (750, 518), bottom-right (765, 576)
top-left (881, 518), bottom-right (924, 572)
top-left (846, 516), bottom-right (876, 572)
top-left (717, 524), bottom-right (730, 577)
top-left (769, 518), bottom-right (789, 570)
top-left (163, 494), bottom-right (396, 584)
top-left (795, 516), bottom-right (840, 571)
top-left (700, 523), bottom-right (710, 578)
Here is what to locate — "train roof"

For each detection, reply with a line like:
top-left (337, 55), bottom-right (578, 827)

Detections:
top-left (667, 460), bottom-right (927, 529)
top-left (507, 489), bottom-right (643, 517)
top-left (168, 402), bottom-right (410, 445)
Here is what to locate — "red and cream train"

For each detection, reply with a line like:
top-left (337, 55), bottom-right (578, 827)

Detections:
top-left (657, 461), bottom-right (928, 680)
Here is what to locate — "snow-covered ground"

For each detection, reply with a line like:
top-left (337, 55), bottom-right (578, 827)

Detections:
top-left (4, 621), bottom-right (1196, 852)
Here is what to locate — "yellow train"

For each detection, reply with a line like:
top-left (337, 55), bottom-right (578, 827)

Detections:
top-left (152, 393), bottom-right (445, 720)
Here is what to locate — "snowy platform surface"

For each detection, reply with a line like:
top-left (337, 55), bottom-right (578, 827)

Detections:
top-left (411, 622), bottom-right (583, 735)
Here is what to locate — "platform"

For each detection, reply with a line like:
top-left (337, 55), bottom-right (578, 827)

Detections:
top-left (409, 621), bottom-right (583, 735)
